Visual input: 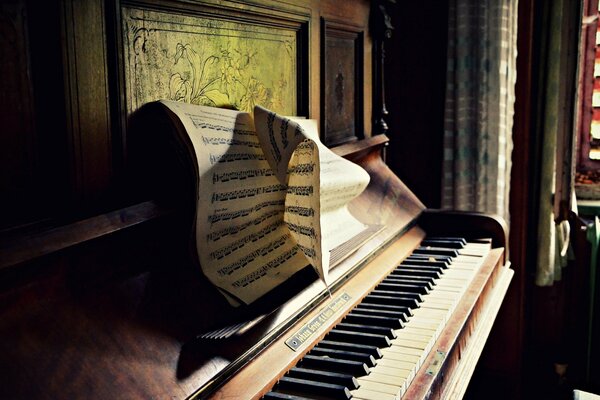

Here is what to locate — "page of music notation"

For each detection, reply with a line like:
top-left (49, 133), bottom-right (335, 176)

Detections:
top-left (159, 100), bottom-right (370, 305)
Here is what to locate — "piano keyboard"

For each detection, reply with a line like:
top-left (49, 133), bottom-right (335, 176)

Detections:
top-left (262, 238), bottom-right (491, 400)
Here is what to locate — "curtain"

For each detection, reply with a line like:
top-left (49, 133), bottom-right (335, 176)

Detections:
top-left (441, 0), bottom-right (519, 224)
top-left (533, 0), bottom-right (580, 286)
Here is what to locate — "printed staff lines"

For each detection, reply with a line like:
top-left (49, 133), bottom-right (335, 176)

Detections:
top-left (212, 168), bottom-right (274, 183)
top-left (217, 234), bottom-right (291, 276)
top-left (287, 185), bottom-right (314, 196)
top-left (266, 111), bottom-right (282, 163)
top-left (201, 136), bottom-right (260, 148)
top-left (186, 115), bottom-right (255, 137)
top-left (287, 163), bottom-right (315, 176)
top-left (297, 243), bottom-right (316, 258)
top-left (285, 206), bottom-right (314, 217)
top-left (231, 247), bottom-right (299, 288)
top-left (211, 184), bottom-right (286, 203)
top-left (208, 200), bottom-right (284, 225)
top-left (208, 220), bottom-right (285, 260)
top-left (286, 222), bottom-right (316, 239)
top-left (209, 153), bottom-right (265, 165)
top-left (206, 208), bottom-right (282, 242)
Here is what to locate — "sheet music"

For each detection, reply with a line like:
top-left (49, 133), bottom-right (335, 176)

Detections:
top-left (159, 100), bottom-right (369, 305)
top-left (254, 107), bottom-right (370, 289)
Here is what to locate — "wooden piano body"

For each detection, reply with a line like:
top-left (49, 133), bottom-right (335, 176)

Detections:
top-left (0, 0), bottom-right (512, 398)
top-left (0, 133), bottom-right (512, 399)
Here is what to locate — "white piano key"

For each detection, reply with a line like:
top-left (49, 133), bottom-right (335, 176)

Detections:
top-left (425, 292), bottom-right (459, 302)
top-left (358, 370), bottom-right (407, 389)
top-left (419, 299), bottom-right (455, 311)
top-left (410, 308), bottom-right (448, 320)
top-left (356, 379), bottom-right (403, 395)
top-left (381, 344), bottom-right (424, 357)
top-left (379, 351), bottom-right (420, 364)
top-left (352, 387), bottom-right (400, 400)
top-left (369, 364), bottom-right (412, 379)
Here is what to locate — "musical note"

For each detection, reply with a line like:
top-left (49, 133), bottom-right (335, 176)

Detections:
top-left (231, 247), bottom-right (299, 288)
top-left (286, 185), bottom-right (314, 196)
top-left (217, 234), bottom-right (291, 276)
top-left (209, 221), bottom-right (284, 260)
top-left (284, 206), bottom-right (315, 217)
top-left (206, 208), bottom-right (282, 241)
top-left (212, 168), bottom-right (274, 183)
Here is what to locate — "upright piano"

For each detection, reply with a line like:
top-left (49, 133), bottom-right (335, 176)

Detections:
top-left (0, 132), bottom-right (512, 399)
top-left (0, 0), bottom-right (512, 398)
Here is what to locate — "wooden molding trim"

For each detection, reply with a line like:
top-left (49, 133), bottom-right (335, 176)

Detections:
top-left (0, 200), bottom-right (171, 271)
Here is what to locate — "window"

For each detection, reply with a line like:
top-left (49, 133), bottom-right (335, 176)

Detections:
top-left (576, 0), bottom-right (600, 186)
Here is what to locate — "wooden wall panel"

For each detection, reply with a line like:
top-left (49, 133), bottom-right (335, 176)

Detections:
top-left (61, 0), bottom-right (113, 206)
top-left (0, 1), bottom-right (37, 229)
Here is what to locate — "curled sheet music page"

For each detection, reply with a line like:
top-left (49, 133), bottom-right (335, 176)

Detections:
top-left (157, 101), bottom-right (370, 305)
top-left (159, 100), bottom-right (307, 305)
top-left (253, 106), bottom-right (370, 288)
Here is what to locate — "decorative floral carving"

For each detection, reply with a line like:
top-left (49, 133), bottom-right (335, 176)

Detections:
top-left (169, 43), bottom-right (228, 107)
top-left (124, 8), bottom-right (297, 115)
top-left (168, 43), bottom-right (277, 112)
top-left (240, 77), bottom-right (270, 112)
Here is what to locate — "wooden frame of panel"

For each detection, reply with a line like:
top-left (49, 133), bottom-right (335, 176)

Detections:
top-left (320, 17), bottom-right (364, 146)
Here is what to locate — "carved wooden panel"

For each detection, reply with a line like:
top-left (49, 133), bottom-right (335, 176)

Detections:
top-left (320, 18), bottom-right (364, 146)
top-left (119, 2), bottom-right (309, 118)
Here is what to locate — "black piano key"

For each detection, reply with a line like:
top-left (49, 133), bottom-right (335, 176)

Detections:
top-left (381, 277), bottom-right (433, 291)
top-left (413, 247), bottom-right (459, 257)
top-left (327, 328), bottom-right (391, 348)
top-left (336, 322), bottom-right (397, 340)
top-left (401, 259), bottom-right (448, 269)
top-left (371, 289), bottom-right (423, 302)
top-left (352, 305), bottom-right (410, 322)
top-left (390, 268), bottom-right (440, 280)
top-left (345, 311), bottom-right (404, 329)
top-left (299, 354), bottom-right (370, 377)
top-left (396, 262), bottom-right (444, 276)
top-left (357, 301), bottom-right (414, 316)
top-left (421, 239), bottom-right (465, 249)
top-left (406, 254), bottom-right (452, 265)
top-left (318, 340), bottom-right (383, 359)
top-left (424, 236), bottom-right (467, 246)
top-left (364, 294), bottom-right (420, 309)
top-left (287, 367), bottom-right (360, 390)
top-left (386, 273), bottom-right (436, 284)
top-left (310, 347), bottom-right (377, 368)
top-left (377, 282), bottom-right (430, 295)
top-left (263, 392), bottom-right (314, 400)
top-left (409, 251), bottom-right (454, 259)
top-left (276, 376), bottom-right (352, 400)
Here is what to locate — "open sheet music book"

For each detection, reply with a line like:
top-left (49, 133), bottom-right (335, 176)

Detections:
top-left (145, 100), bottom-right (373, 305)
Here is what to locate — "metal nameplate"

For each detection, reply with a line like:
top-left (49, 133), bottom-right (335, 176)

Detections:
top-left (285, 292), bottom-right (351, 351)
top-left (426, 350), bottom-right (446, 376)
